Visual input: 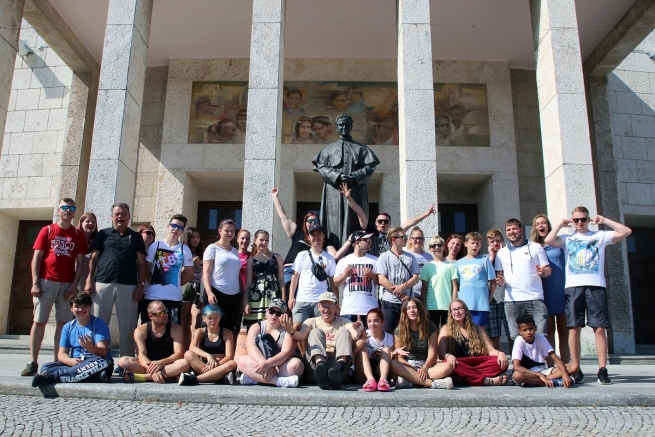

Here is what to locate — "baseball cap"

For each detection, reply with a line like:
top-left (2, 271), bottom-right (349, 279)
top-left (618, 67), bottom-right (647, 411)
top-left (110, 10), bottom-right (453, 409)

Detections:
top-left (308, 224), bottom-right (325, 235)
top-left (318, 291), bottom-right (338, 303)
top-left (350, 230), bottom-right (373, 243)
top-left (268, 298), bottom-right (288, 314)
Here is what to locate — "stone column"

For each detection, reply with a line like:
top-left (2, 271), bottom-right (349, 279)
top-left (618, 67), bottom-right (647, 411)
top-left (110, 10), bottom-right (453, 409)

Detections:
top-left (241, 0), bottom-right (285, 248)
top-left (85, 0), bottom-right (152, 227)
top-left (397, 0), bottom-right (438, 235)
top-left (588, 76), bottom-right (635, 354)
top-left (0, 0), bottom-right (26, 153)
top-left (530, 0), bottom-right (599, 356)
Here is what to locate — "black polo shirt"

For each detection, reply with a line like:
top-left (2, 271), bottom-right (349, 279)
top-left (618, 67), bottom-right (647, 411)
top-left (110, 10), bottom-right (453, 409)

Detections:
top-left (91, 227), bottom-right (146, 285)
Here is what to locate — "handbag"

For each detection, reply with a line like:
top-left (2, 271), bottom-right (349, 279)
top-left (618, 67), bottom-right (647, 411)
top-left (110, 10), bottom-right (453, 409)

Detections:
top-left (307, 250), bottom-right (329, 282)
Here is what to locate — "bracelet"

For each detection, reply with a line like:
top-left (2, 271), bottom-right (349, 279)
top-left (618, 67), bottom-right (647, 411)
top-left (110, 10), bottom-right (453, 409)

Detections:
top-left (422, 365), bottom-right (428, 371)
top-left (289, 329), bottom-right (296, 336)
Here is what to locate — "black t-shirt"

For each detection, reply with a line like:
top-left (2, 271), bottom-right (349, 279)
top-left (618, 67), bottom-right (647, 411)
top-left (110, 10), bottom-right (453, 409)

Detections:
top-left (283, 227), bottom-right (338, 265)
top-left (91, 227), bottom-right (146, 285)
top-left (366, 223), bottom-right (389, 258)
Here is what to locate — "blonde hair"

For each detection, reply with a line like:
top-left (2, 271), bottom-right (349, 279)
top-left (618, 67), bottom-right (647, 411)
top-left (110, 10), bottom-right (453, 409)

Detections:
top-left (445, 299), bottom-right (488, 357)
top-left (465, 232), bottom-right (482, 243)
top-left (406, 226), bottom-right (424, 250)
top-left (386, 226), bottom-right (404, 240)
top-left (530, 214), bottom-right (551, 245)
top-left (486, 229), bottom-right (503, 241)
top-left (428, 235), bottom-right (445, 247)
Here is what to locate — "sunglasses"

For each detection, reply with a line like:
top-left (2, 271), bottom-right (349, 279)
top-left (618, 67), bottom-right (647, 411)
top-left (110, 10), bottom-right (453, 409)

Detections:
top-left (142, 231), bottom-right (154, 236)
top-left (268, 308), bottom-right (283, 317)
top-left (393, 235), bottom-right (408, 240)
top-left (377, 219), bottom-right (390, 225)
top-left (429, 243), bottom-right (444, 248)
top-left (149, 309), bottom-right (168, 317)
top-left (60, 205), bottom-right (77, 212)
top-left (572, 217), bottom-right (589, 223)
top-left (169, 223), bottom-right (185, 231)
top-left (411, 237), bottom-right (424, 241)
top-left (306, 218), bottom-right (320, 224)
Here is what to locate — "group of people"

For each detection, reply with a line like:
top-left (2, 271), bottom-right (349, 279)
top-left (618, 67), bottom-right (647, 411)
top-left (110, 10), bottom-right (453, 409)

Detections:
top-left (25, 192), bottom-right (631, 391)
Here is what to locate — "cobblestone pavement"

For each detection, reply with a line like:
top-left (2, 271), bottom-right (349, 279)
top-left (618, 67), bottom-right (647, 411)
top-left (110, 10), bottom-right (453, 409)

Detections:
top-left (0, 395), bottom-right (653, 436)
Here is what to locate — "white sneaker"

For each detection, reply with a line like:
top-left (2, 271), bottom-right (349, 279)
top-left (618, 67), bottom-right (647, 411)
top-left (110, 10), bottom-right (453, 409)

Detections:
top-left (396, 376), bottom-right (413, 389)
top-left (431, 377), bottom-right (454, 390)
top-left (240, 373), bottom-right (257, 385)
top-left (276, 375), bottom-right (299, 388)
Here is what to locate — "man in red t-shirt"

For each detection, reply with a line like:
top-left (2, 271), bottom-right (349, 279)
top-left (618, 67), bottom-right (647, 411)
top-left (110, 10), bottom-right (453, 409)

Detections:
top-left (21, 198), bottom-right (88, 377)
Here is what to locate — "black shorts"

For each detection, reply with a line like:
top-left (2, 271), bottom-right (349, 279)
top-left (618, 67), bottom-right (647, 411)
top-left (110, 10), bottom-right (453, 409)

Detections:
top-left (140, 299), bottom-right (182, 325)
top-left (428, 310), bottom-right (449, 329)
top-left (565, 286), bottom-right (610, 329)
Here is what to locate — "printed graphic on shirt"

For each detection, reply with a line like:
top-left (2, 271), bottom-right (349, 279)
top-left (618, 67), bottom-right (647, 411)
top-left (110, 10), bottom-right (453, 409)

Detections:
top-left (566, 238), bottom-right (601, 275)
top-left (51, 236), bottom-right (76, 257)
top-left (151, 247), bottom-right (183, 287)
top-left (378, 234), bottom-right (390, 255)
top-left (346, 263), bottom-right (375, 295)
top-left (460, 264), bottom-right (482, 282)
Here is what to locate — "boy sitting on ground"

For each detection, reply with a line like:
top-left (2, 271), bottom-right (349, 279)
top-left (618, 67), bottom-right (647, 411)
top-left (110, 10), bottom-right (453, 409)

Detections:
top-left (32, 292), bottom-right (113, 387)
top-left (511, 313), bottom-right (578, 388)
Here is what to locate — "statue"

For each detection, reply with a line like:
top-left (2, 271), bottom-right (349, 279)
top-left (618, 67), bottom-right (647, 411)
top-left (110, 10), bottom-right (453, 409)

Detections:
top-left (313, 114), bottom-right (380, 247)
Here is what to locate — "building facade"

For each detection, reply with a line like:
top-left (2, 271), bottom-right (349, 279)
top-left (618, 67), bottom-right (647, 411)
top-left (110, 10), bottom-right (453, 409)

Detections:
top-left (1, 0), bottom-right (653, 354)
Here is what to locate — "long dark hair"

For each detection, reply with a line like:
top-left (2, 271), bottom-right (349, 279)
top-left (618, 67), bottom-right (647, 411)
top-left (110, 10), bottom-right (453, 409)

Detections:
top-left (397, 298), bottom-right (431, 350)
top-left (444, 233), bottom-right (466, 260)
top-left (182, 226), bottom-right (204, 256)
top-left (216, 218), bottom-right (235, 242)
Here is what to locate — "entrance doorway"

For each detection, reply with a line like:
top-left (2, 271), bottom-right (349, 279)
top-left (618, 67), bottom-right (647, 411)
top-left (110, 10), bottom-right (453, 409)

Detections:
top-left (626, 228), bottom-right (655, 344)
top-left (8, 220), bottom-right (51, 334)
top-left (197, 201), bottom-right (243, 248)
top-left (438, 204), bottom-right (479, 238)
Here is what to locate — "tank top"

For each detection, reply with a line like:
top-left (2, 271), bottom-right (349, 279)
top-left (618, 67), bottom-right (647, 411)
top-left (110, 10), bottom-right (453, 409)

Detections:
top-left (259, 320), bottom-right (285, 350)
top-left (453, 335), bottom-right (471, 358)
top-left (200, 327), bottom-right (226, 355)
top-left (145, 322), bottom-right (174, 361)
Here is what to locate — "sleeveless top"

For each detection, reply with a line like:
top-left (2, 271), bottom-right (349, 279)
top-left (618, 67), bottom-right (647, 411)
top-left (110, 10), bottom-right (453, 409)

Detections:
top-left (453, 335), bottom-right (471, 358)
top-left (200, 327), bottom-right (226, 355)
top-left (145, 322), bottom-right (174, 361)
top-left (259, 320), bottom-right (286, 349)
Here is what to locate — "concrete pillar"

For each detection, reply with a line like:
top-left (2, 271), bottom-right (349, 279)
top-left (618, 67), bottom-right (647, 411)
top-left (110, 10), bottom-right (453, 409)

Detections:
top-left (397, 0), bottom-right (438, 236)
top-left (85, 0), bottom-right (152, 227)
top-left (241, 0), bottom-right (285, 249)
top-left (530, 0), bottom-right (599, 356)
top-left (0, 0), bottom-right (26, 154)
top-left (588, 76), bottom-right (635, 354)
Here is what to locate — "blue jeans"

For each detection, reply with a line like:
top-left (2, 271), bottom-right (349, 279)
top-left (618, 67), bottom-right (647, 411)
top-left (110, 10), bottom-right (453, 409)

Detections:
top-left (40, 355), bottom-right (112, 383)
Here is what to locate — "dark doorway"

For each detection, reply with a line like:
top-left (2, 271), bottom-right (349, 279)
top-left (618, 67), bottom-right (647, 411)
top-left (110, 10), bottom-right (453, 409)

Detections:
top-left (296, 202), bottom-right (379, 231)
top-left (197, 202), bottom-right (243, 248)
top-left (9, 220), bottom-right (51, 334)
top-left (626, 228), bottom-right (655, 344)
top-left (438, 204), bottom-right (479, 238)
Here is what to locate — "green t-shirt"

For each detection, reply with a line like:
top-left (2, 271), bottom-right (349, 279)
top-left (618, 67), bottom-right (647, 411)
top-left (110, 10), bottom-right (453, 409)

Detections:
top-left (394, 321), bottom-right (438, 361)
top-left (420, 261), bottom-right (459, 311)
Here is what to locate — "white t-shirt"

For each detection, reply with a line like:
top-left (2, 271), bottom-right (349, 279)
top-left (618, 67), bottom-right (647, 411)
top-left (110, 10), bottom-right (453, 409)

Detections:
top-left (203, 244), bottom-right (242, 295)
top-left (335, 253), bottom-right (378, 315)
top-left (146, 240), bottom-right (193, 301)
top-left (292, 250), bottom-right (336, 302)
top-left (365, 330), bottom-right (394, 358)
top-left (559, 230), bottom-right (615, 288)
top-left (494, 241), bottom-right (549, 302)
top-left (511, 333), bottom-right (553, 365)
top-left (408, 251), bottom-right (432, 297)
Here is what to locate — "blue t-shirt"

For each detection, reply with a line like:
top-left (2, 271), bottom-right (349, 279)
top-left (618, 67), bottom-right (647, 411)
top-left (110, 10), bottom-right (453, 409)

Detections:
top-left (542, 245), bottom-right (565, 296)
top-left (60, 315), bottom-right (112, 360)
top-left (456, 256), bottom-right (496, 311)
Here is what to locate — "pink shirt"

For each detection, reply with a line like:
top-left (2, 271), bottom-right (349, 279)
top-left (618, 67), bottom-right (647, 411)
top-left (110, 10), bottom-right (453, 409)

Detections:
top-left (238, 252), bottom-right (251, 289)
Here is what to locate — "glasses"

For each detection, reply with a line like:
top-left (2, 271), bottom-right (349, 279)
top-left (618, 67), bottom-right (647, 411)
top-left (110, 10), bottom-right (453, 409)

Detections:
top-left (268, 308), bottom-right (283, 317)
top-left (142, 231), bottom-right (154, 236)
top-left (572, 217), bottom-right (589, 223)
top-left (376, 219), bottom-right (390, 225)
top-left (169, 223), bottom-right (185, 231)
top-left (306, 218), bottom-right (320, 224)
top-left (393, 235), bottom-right (408, 240)
top-left (451, 307), bottom-right (465, 313)
top-left (411, 237), bottom-right (424, 241)
top-left (149, 309), bottom-right (168, 317)
top-left (60, 205), bottom-right (77, 212)
top-left (429, 243), bottom-right (444, 248)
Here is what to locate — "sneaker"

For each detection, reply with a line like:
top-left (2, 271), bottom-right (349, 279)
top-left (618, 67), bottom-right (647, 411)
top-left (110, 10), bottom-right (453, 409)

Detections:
top-left (276, 375), bottom-right (299, 388)
top-left (240, 373), bottom-right (257, 386)
top-left (314, 362), bottom-right (330, 390)
top-left (431, 377), bottom-right (454, 390)
top-left (99, 370), bottom-right (111, 383)
top-left (21, 362), bottom-right (38, 377)
top-left (31, 373), bottom-right (55, 387)
top-left (551, 378), bottom-right (564, 387)
top-left (572, 369), bottom-right (584, 384)
top-left (395, 376), bottom-right (413, 389)
top-left (597, 367), bottom-right (611, 385)
top-left (224, 371), bottom-right (235, 385)
top-left (328, 367), bottom-right (343, 390)
top-left (178, 372), bottom-right (198, 386)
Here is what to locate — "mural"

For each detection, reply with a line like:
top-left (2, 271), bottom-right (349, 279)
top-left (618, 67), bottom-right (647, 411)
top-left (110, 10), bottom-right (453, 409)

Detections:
top-left (188, 81), bottom-right (489, 147)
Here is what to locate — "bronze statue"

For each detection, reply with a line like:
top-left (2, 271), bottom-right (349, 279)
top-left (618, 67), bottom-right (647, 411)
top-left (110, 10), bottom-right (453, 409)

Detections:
top-left (312, 114), bottom-right (380, 247)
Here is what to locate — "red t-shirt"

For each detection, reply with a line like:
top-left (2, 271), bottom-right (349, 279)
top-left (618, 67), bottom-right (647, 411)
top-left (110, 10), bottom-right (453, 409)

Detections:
top-left (238, 252), bottom-right (250, 289)
top-left (33, 224), bottom-right (88, 283)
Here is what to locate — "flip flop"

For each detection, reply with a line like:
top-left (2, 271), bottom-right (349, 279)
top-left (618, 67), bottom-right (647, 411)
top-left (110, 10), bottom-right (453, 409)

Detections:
top-left (122, 369), bottom-right (134, 384)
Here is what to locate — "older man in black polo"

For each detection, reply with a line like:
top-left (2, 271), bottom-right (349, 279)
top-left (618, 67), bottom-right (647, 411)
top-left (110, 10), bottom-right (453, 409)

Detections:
top-left (85, 203), bottom-right (147, 357)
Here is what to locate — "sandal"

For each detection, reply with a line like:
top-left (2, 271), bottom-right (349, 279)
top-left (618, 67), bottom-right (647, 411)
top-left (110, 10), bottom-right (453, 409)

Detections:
top-left (484, 374), bottom-right (508, 386)
top-left (122, 369), bottom-right (134, 384)
top-left (377, 378), bottom-right (391, 392)
top-left (362, 378), bottom-right (377, 392)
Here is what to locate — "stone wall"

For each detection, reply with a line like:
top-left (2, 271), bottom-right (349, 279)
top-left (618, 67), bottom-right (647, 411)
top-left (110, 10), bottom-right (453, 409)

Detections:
top-left (510, 69), bottom-right (547, 225)
top-left (1, 20), bottom-right (71, 213)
